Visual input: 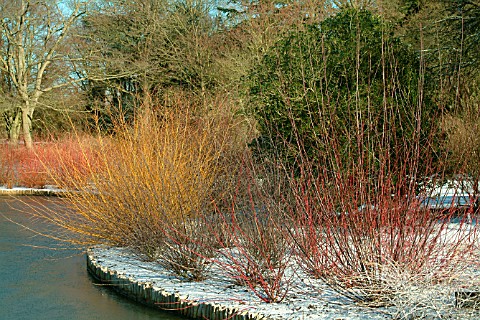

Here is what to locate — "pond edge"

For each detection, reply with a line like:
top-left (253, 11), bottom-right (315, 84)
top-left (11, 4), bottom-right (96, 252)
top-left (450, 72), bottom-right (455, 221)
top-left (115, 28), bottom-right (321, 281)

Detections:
top-left (0, 188), bottom-right (65, 196)
top-left (86, 248), bottom-right (270, 320)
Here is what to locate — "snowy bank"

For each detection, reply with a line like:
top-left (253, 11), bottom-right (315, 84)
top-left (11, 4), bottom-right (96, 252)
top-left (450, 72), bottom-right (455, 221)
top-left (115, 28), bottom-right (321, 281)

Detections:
top-left (87, 246), bottom-right (399, 319)
top-left (0, 185), bottom-right (65, 196)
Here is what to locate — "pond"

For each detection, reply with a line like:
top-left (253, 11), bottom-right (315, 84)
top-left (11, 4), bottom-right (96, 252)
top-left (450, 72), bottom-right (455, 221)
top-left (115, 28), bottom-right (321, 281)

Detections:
top-left (0, 196), bottom-right (186, 320)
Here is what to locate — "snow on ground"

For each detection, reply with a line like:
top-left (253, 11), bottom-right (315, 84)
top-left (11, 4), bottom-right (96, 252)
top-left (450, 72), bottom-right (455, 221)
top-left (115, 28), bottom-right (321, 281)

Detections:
top-left (90, 223), bottom-right (480, 320)
top-left (91, 246), bottom-right (403, 320)
top-left (0, 185), bottom-right (64, 194)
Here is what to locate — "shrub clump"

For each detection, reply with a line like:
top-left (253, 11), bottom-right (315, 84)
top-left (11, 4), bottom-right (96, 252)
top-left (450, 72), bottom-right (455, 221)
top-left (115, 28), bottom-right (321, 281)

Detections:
top-left (248, 9), bottom-right (433, 167)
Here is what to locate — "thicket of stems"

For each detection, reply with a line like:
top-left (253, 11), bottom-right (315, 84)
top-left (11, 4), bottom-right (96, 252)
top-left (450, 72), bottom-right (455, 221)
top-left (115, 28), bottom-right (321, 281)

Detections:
top-left (16, 9), bottom-right (480, 317)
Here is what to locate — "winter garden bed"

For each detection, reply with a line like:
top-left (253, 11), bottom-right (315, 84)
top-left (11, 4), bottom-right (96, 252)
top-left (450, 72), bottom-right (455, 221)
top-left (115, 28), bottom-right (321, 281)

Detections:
top-left (88, 245), bottom-right (390, 319)
top-left (87, 222), bottom-right (480, 320)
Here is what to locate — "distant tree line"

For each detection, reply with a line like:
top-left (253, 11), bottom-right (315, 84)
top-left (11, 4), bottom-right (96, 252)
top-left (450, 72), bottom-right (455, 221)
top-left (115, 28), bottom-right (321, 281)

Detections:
top-left (0, 0), bottom-right (478, 158)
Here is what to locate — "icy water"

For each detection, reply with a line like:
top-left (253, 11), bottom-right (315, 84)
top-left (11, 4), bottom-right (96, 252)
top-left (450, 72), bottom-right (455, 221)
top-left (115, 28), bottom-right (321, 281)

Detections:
top-left (0, 196), bottom-right (185, 320)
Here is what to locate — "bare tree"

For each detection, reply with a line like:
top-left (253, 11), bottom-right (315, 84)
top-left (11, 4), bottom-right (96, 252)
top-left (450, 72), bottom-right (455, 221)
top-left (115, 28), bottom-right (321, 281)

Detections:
top-left (0, 0), bottom-right (86, 148)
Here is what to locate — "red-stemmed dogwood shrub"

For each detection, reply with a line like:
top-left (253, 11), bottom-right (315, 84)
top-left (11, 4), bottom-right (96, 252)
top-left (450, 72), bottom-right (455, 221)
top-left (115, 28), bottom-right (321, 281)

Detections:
top-left (207, 159), bottom-right (295, 303)
top-left (287, 160), bottom-right (479, 306)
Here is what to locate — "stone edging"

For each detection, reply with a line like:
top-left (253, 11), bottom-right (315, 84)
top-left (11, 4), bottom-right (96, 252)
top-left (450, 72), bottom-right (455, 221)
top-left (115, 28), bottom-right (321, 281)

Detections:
top-left (86, 249), bottom-right (269, 320)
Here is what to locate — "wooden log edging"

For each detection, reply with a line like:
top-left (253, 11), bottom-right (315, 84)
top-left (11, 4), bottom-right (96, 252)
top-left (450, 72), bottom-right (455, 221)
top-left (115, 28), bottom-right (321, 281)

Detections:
top-left (86, 249), bottom-right (269, 320)
top-left (0, 188), bottom-right (64, 196)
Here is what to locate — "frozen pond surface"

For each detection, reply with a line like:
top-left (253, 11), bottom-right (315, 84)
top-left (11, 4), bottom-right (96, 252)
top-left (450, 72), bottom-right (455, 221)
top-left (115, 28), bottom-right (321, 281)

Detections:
top-left (0, 196), bottom-right (185, 320)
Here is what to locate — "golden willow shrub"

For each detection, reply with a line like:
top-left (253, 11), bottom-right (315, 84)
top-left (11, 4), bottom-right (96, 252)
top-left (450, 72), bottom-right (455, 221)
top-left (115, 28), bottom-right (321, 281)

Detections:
top-left (33, 107), bottom-right (226, 258)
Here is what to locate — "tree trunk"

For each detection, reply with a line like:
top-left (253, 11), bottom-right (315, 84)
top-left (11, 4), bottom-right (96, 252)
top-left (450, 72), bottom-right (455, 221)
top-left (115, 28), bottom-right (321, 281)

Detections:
top-left (5, 109), bottom-right (22, 145)
top-left (21, 107), bottom-right (34, 149)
